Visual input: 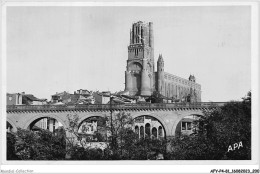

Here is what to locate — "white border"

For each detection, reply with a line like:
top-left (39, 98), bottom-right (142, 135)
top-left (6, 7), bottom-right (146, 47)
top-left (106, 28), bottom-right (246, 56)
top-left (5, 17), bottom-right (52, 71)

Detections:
top-left (1, 1), bottom-right (259, 173)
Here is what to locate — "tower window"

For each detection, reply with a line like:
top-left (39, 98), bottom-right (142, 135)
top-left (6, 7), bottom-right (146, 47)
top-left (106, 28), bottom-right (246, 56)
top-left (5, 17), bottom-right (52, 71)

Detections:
top-left (134, 49), bottom-right (138, 56)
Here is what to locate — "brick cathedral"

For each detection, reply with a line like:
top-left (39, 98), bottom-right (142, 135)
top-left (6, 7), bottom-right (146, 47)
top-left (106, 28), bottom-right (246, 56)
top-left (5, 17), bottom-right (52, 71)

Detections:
top-left (124, 21), bottom-right (201, 102)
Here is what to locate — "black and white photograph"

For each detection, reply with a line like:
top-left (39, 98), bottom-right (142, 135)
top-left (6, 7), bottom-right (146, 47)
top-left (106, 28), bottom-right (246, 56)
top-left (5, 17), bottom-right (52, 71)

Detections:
top-left (1, 1), bottom-right (259, 174)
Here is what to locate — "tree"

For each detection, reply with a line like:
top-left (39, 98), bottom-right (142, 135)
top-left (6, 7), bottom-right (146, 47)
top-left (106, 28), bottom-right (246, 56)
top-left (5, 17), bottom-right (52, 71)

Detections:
top-left (7, 112), bottom-right (167, 160)
top-left (149, 91), bottom-right (165, 103)
top-left (69, 146), bottom-right (104, 160)
top-left (105, 111), bottom-right (135, 159)
top-left (129, 138), bottom-right (167, 160)
top-left (65, 113), bottom-right (109, 159)
top-left (63, 112), bottom-right (135, 160)
top-left (105, 111), bottom-right (168, 160)
top-left (65, 113), bottom-right (85, 148)
top-left (65, 111), bottom-right (168, 160)
top-left (7, 132), bottom-right (19, 160)
top-left (168, 91), bottom-right (251, 160)
top-left (13, 128), bottom-right (66, 160)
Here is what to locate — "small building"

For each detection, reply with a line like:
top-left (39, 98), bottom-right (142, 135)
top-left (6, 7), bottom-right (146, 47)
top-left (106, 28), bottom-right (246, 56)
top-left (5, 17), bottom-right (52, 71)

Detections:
top-left (110, 95), bottom-right (136, 104)
top-left (51, 91), bottom-right (71, 103)
top-left (51, 90), bottom-right (95, 104)
top-left (6, 93), bottom-right (23, 105)
top-left (93, 91), bottom-right (111, 104)
top-left (175, 115), bottom-right (200, 136)
top-left (73, 89), bottom-right (95, 104)
top-left (134, 116), bottom-right (165, 139)
top-left (120, 95), bottom-right (137, 103)
top-left (68, 94), bottom-right (95, 105)
top-left (74, 89), bottom-right (91, 95)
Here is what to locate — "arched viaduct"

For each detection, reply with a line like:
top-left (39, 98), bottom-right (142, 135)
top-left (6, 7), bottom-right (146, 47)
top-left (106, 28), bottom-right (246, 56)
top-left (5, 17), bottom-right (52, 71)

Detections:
top-left (6, 103), bottom-right (225, 137)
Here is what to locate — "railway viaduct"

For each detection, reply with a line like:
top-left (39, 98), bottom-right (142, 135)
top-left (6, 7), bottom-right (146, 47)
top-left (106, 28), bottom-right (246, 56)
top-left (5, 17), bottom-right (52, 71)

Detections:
top-left (6, 102), bottom-right (225, 137)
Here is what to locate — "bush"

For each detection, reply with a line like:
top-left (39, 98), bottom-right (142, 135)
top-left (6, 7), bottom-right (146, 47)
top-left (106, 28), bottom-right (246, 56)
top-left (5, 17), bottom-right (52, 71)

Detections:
top-left (168, 91), bottom-right (251, 160)
top-left (7, 132), bottom-right (19, 160)
top-left (69, 146), bottom-right (105, 160)
top-left (13, 128), bottom-right (66, 160)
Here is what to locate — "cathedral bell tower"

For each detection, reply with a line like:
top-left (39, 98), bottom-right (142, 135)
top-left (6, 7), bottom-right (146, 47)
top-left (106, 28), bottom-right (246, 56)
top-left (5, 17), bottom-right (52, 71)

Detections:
top-left (125, 21), bottom-right (154, 96)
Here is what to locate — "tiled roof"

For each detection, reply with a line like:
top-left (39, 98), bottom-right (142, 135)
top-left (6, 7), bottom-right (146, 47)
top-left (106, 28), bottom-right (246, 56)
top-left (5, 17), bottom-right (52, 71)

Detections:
top-left (110, 99), bottom-right (125, 104)
top-left (120, 95), bottom-right (136, 100)
top-left (95, 92), bottom-right (110, 97)
top-left (115, 96), bottom-right (131, 102)
top-left (66, 94), bottom-right (93, 104)
top-left (23, 94), bottom-right (41, 101)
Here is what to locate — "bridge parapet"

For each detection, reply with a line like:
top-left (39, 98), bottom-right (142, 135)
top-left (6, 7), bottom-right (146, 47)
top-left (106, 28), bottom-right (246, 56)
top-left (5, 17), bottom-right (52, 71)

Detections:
top-left (6, 102), bottom-right (227, 112)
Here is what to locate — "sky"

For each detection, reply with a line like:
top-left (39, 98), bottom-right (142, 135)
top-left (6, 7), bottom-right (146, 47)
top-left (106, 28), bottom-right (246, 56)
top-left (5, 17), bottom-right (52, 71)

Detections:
top-left (6, 6), bottom-right (251, 102)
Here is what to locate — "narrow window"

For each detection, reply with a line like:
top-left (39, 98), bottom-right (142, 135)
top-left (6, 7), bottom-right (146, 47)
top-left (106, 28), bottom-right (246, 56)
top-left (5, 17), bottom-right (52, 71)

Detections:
top-left (181, 122), bottom-right (186, 130)
top-left (140, 126), bottom-right (144, 138)
top-left (135, 126), bottom-right (139, 134)
top-left (152, 127), bottom-right (157, 138)
top-left (158, 126), bottom-right (163, 137)
top-left (145, 123), bottom-right (151, 137)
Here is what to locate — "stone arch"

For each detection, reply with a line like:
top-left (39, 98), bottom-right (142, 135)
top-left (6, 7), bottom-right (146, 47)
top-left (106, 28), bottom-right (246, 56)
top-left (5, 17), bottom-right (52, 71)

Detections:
top-left (132, 114), bottom-right (167, 138)
top-left (128, 62), bottom-right (142, 92)
top-left (78, 116), bottom-right (106, 130)
top-left (171, 112), bottom-right (204, 137)
top-left (128, 61), bottom-right (143, 71)
top-left (22, 114), bottom-right (68, 130)
top-left (78, 114), bottom-right (106, 127)
top-left (77, 115), bottom-right (108, 141)
top-left (6, 118), bottom-right (17, 132)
